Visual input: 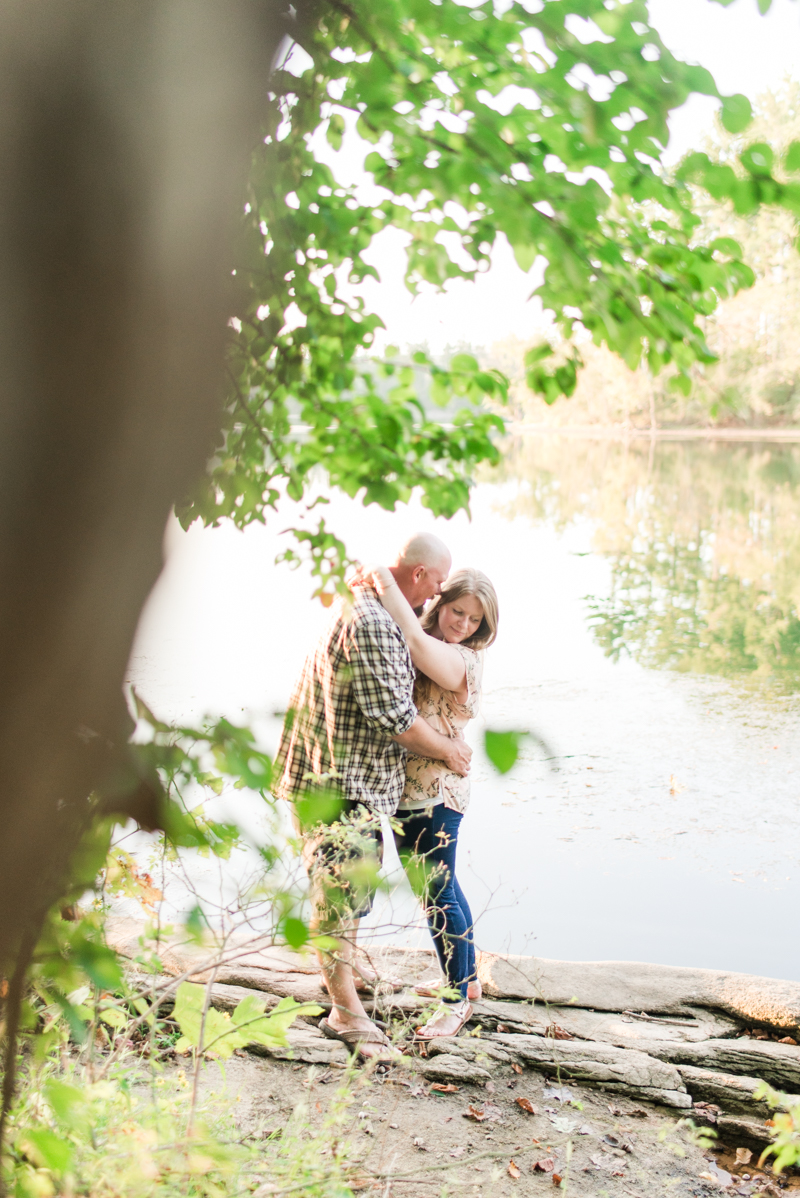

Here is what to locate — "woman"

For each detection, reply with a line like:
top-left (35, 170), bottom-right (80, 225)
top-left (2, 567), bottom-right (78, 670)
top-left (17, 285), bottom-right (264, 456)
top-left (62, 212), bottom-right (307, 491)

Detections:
top-left (370, 565), bottom-right (499, 1040)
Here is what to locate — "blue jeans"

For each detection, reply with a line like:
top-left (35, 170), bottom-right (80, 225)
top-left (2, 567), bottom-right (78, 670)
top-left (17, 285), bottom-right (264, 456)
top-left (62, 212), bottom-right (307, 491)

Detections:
top-left (393, 804), bottom-right (476, 1003)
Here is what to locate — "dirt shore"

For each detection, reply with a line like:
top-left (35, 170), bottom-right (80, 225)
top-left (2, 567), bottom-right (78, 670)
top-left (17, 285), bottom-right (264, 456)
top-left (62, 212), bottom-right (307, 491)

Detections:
top-left (199, 1051), bottom-right (796, 1197)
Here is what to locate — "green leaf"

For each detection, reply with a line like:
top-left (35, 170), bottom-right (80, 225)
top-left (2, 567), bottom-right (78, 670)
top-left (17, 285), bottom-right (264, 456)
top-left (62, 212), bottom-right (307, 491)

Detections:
top-left (326, 112), bottom-right (345, 151)
top-left (449, 353), bottom-right (479, 374)
top-left (72, 940), bottom-right (122, 990)
top-left (98, 1007), bottom-right (127, 1029)
top-left (281, 917), bottom-right (309, 949)
top-left (44, 1080), bottom-right (89, 1133)
top-left (740, 142), bottom-right (773, 177)
top-left (785, 140), bottom-right (800, 174)
top-left (184, 903), bottom-right (206, 944)
top-left (237, 995), bottom-right (323, 1048)
top-left (511, 242), bottom-right (537, 273)
top-left (524, 344), bottom-right (554, 367)
top-left (294, 790), bottom-right (345, 831)
top-left (720, 94), bottom-right (753, 134)
top-left (173, 982), bottom-right (237, 1057)
top-left (484, 730), bottom-right (526, 775)
top-left (708, 237), bottom-right (742, 258)
top-left (19, 1129), bottom-right (74, 1176)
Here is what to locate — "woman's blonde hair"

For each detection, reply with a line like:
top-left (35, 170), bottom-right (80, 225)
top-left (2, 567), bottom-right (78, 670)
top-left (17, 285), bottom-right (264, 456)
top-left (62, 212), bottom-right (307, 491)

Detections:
top-left (415, 569), bottom-right (499, 703)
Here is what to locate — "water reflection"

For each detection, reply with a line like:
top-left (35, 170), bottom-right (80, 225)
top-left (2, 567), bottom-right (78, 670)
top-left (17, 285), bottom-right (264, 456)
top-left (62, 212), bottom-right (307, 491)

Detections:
top-left (498, 437), bottom-right (800, 691)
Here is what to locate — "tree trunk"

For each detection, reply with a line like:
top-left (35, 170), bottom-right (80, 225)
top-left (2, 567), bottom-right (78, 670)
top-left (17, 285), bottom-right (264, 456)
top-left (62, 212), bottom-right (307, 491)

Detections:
top-left (0, 0), bottom-right (300, 968)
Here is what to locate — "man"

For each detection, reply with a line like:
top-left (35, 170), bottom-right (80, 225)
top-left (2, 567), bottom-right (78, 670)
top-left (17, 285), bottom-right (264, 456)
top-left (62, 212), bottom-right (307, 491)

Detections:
top-left (274, 532), bottom-right (471, 1058)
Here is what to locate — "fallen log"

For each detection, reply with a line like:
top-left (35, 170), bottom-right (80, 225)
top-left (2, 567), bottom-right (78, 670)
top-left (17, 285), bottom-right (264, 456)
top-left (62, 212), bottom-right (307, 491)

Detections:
top-left (635, 1038), bottom-right (800, 1093)
top-left (433, 1032), bottom-right (692, 1109)
top-left (470, 999), bottom-right (739, 1046)
top-left (477, 954), bottom-right (800, 1032)
top-left (675, 1064), bottom-right (787, 1118)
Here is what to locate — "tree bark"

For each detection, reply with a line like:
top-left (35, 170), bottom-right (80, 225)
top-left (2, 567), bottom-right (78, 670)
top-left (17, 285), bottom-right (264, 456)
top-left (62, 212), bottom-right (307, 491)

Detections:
top-left (0, 0), bottom-right (303, 968)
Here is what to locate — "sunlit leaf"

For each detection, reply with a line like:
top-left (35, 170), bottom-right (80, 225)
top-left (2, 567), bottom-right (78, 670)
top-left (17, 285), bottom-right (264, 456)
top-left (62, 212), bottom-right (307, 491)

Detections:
top-left (721, 93), bottom-right (753, 134)
top-left (484, 730), bottom-right (526, 775)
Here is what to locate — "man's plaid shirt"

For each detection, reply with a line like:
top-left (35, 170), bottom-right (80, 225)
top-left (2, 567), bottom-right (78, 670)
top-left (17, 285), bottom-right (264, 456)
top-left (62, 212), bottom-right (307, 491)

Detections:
top-left (274, 586), bottom-right (417, 815)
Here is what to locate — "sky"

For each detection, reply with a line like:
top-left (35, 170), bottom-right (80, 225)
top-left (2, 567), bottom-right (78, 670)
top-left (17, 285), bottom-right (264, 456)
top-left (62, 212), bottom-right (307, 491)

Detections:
top-left (311, 0), bottom-right (800, 355)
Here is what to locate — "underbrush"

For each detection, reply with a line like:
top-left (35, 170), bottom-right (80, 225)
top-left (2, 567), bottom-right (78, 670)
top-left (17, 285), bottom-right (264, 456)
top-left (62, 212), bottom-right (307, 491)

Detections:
top-left (3, 1034), bottom-right (369, 1198)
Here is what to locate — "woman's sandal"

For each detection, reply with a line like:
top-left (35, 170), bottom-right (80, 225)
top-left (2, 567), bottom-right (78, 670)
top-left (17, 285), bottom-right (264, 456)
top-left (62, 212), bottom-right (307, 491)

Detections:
top-left (415, 979), bottom-right (482, 1002)
top-left (414, 999), bottom-right (472, 1041)
top-left (319, 1017), bottom-right (400, 1059)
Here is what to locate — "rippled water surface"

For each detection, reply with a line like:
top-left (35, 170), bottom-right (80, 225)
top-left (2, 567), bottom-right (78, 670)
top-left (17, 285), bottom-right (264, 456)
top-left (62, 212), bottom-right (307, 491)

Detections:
top-left (129, 435), bottom-right (800, 980)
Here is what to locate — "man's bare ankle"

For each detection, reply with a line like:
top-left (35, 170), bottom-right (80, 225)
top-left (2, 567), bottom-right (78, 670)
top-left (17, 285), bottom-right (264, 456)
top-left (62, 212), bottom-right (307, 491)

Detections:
top-left (328, 1008), bottom-right (370, 1030)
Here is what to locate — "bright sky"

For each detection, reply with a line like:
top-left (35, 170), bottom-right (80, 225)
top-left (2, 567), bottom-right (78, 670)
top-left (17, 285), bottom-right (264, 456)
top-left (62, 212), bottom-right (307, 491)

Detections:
top-left (314, 0), bottom-right (800, 355)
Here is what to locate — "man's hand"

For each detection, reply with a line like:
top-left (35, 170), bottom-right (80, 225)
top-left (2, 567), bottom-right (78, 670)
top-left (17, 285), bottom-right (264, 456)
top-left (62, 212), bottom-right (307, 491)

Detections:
top-left (394, 716), bottom-right (472, 772)
top-left (441, 738), bottom-right (472, 777)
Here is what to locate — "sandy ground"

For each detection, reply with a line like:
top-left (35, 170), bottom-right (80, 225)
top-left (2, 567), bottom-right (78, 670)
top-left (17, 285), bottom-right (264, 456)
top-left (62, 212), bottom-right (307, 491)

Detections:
top-left (198, 1052), bottom-right (798, 1197)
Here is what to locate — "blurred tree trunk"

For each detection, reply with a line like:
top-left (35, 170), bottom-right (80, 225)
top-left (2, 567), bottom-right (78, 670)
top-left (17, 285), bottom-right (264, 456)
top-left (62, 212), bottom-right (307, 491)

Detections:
top-left (0, 0), bottom-right (300, 969)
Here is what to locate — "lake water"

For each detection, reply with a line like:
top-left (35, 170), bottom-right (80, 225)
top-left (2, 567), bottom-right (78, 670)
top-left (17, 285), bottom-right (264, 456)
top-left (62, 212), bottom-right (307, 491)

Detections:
top-left (128, 434), bottom-right (800, 981)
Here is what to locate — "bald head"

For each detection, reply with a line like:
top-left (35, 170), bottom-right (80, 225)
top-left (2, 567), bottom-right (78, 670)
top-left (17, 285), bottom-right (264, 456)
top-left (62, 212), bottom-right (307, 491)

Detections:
top-left (394, 532), bottom-right (451, 572)
top-left (390, 532), bottom-right (451, 609)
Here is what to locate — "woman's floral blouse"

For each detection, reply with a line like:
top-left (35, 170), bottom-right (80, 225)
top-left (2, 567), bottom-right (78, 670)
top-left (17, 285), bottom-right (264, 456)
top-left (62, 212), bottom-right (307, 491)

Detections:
top-left (399, 644), bottom-right (483, 814)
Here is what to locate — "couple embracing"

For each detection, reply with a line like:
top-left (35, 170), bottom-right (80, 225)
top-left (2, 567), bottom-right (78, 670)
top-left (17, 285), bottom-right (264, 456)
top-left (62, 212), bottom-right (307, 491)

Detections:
top-left (274, 533), bottom-right (499, 1060)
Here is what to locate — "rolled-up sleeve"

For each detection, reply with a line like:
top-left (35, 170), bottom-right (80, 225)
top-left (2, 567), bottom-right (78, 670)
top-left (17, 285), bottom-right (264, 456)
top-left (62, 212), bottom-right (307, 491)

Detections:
top-left (349, 618), bottom-right (416, 736)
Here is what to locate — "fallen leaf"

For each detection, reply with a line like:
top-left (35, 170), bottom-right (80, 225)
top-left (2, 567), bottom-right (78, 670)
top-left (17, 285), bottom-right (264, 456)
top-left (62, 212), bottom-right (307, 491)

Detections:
top-left (532, 1158), bottom-right (555, 1173)
top-left (409, 1086), bottom-right (427, 1098)
top-left (430, 1083), bottom-right (460, 1094)
top-left (511, 1063), bottom-right (523, 1074)
top-left (497, 1023), bottom-right (510, 1033)
top-left (543, 1086), bottom-right (574, 1104)
top-left (629, 1109), bottom-right (649, 1119)
top-left (463, 1105), bottom-right (490, 1123)
top-left (578, 1124), bottom-right (595, 1136)
top-left (607, 1104), bottom-right (622, 1116)
top-left (779, 1036), bottom-right (797, 1045)
top-left (546, 1023), bottom-right (574, 1041)
top-left (515, 1098), bottom-right (537, 1115)
top-left (550, 1116), bottom-right (577, 1134)
top-left (450, 1146), bottom-right (465, 1159)
top-left (552, 1174), bottom-right (562, 1186)
top-left (412, 1137), bottom-right (427, 1151)
top-left (589, 1152), bottom-right (625, 1173)
top-left (508, 1160), bottom-right (521, 1179)
top-left (735, 1147), bottom-right (753, 1165)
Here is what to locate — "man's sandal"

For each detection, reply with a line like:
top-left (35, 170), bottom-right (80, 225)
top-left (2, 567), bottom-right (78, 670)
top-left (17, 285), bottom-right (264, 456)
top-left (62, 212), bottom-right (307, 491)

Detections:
top-left (319, 1018), bottom-right (401, 1059)
top-left (414, 999), bottom-right (472, 1041)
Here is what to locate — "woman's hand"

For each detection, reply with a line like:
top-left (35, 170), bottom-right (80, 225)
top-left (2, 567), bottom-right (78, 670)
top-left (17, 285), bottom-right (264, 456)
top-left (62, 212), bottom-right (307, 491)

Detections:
top-left (349, 563), bottom-right (392, 591)
top-left (366, 565), bottom-right (395, 595)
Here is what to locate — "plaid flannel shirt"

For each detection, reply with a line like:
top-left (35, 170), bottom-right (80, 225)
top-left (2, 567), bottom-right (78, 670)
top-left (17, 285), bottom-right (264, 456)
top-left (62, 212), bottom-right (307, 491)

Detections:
top-left (273, 586), bottom-right (417, 814)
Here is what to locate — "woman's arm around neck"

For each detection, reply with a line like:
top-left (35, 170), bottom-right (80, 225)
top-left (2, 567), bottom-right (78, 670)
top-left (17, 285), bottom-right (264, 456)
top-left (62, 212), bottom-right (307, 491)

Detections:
top-left (370, 566), bottom-right (466, 694)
